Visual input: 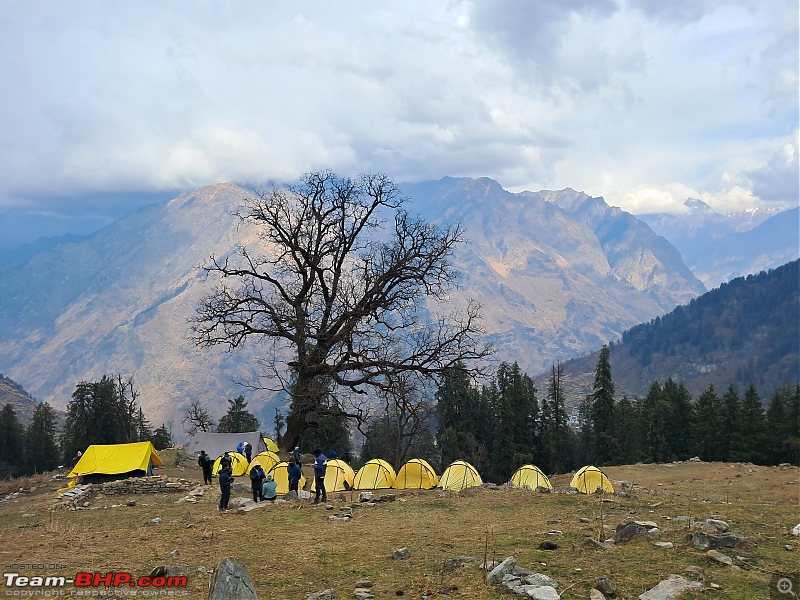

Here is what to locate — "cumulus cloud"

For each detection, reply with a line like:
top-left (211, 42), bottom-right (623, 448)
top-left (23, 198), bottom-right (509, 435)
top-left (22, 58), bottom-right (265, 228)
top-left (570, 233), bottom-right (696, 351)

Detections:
top-left (0, 0), bottom-right (796, 243)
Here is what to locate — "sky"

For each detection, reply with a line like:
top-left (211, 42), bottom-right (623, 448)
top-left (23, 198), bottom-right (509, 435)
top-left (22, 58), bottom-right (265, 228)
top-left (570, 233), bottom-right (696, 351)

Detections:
top-left (0, 0), bottom-right (797, 248)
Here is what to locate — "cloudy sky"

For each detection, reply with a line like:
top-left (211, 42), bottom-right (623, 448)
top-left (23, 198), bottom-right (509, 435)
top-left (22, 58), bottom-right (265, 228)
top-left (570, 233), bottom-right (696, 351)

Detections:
top-left (0, 0), bottom-right (797, 247)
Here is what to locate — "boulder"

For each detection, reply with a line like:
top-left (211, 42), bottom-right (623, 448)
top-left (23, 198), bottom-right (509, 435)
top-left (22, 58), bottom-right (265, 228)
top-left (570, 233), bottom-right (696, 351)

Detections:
top-left (686, 532), bottom-right (744, 551)
top-left (487, 556), bottom-right (517, 583)
top-left (595, 576), bottom-right (616, 596)
top-left (392, 548), bottom-right (411, 560)
top-left (208, 557), bottom-right (258, 600)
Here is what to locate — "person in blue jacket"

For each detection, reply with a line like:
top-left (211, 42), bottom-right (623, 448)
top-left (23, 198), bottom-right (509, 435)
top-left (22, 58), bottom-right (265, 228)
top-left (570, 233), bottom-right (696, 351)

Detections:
top-left (313, 449), bottom-right (327, 504)
top-left (288, 459), bottom-right (302, 495)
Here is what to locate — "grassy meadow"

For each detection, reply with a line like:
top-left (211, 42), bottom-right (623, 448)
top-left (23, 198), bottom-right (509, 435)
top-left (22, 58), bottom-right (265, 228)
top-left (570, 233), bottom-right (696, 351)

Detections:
top-left (0, 455), bottom-right (797, 599)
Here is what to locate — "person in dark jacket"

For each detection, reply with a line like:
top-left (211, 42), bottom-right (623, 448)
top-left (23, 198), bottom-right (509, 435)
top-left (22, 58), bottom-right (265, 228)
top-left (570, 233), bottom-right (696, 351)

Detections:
top-left (198, 450), bottom-right (213, 484)
top-left (287, 459), bottom-right (302, 494)
top-left (244, 442), bottom-right (252, 464)
top-left (249, 461), bottom-right (265, 502)
top-left (218, 465), bottom-right (233, 511)
top-left (313, 449), bottom-right (327, 504)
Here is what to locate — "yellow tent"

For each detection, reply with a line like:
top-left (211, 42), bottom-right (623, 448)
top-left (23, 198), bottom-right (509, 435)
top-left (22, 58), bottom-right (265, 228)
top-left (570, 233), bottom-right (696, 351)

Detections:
top-left (570, 465), bottom-right (614, 494)
top-left (269, 461), bottom-right (307, 495)
top-left (353, 459), bottom-right (396, 490)
top-left (262, 437), bottom-right (279, 453)
top-left (68, 442), bottom-right (163, 481)
top-left (309, 459), bottom-right (355, 493)
top-left (509, 464), bottom-right (552, 490)
top-left (212, 451), bottom-right (248, 476)
top-left (439, 460), bottom-right (482, 492)
top-left (249, 451), bottom-right (280, 474)
top-left (393, 458), bottom-right (439, 489)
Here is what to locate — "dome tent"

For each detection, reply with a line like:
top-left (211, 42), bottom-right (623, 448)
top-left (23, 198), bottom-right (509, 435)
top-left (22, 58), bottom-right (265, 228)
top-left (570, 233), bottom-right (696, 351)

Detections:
top-left (269, 461), bottom-right (307, 495)
top-left (509, 464), bottom-right (552, 490)
top-left (212, 451), bottom-right (248, 476)
top-left (353, 459), bottom-right (396, 490)
top-left (248, 451), bottom-right (280, 474)
top-left (309, 459), bottom-right (356, 493)
top-left (393, 458), bottom-right (439, 490)
top-left (570, 465), bottom-right (614, 494)
top-left (438, 460), bottom-right (482, 492)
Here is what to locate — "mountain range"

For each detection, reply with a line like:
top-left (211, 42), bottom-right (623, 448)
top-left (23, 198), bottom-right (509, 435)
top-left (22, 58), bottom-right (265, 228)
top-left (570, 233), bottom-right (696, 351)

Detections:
top-left (0, 177), bottom-right (795, 431)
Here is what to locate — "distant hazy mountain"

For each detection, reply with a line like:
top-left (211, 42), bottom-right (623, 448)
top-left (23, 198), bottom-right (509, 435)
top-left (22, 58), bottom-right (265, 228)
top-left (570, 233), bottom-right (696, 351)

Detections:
top-left (543, 260), bottom-right (800, 407)
top-left (639, 200), bottom-right (796, 288)
top-left (686, 207), bottom-right (800, 288)
top-left (0, 178), bottom-right (706, 428)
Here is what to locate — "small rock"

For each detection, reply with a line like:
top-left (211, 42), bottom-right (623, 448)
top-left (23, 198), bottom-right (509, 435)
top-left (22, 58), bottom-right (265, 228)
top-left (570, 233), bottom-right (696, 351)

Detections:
top-left (358, 492), bottom-right (374, 503)
top-left (167, 549), bottom-right (180, 559)
top-left (792, 524), bottom-right (800, 536)
top-left (526, 587), bottom-right (559, 600)
top-left (353, 591), bottom-right (373, 600)
top-left (654, 542), bottom-right (674, 549)
top-left (590, 590), bottom-right (606, 600)
top-left (523, 573), bottom-right (558, 588)
top-left (582, 538), bottom-right (613, 550)
top-left (126, 500), bottom-right (136, 506)
top-left (580, 517), bottom-right (591, 523)
top-left (595, 576), bottom-right (616, 596)
top-left (306, 589), bottom-right (336, 600)
top-left (354, 581), bottom-right (372, 589)
top-left (392, 548), bottom-right (411, 560)
top-left (709, 583), bottom-right (721, 590)
top-left (683, 566), bottom-right (704, 579)
top-left (639, 574), bottom-right (702, 600)
top-left (538, 541), bottom-right (558, 550)
top-left (326, 504), bottom-right (334, 510)
top-left (705, 549), bottom-right (734, 566)
top-left (785, 545), bottom-right (793, 551)
top-left (147, 517), bottom-right (162, 525)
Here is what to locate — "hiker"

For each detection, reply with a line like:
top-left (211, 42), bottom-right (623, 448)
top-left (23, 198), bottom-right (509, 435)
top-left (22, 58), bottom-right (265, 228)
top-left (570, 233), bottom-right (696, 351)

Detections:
top-left (220, 451), bottom-right (233, 470)
top-left (293, 446), bottom-right (302, 465)
top-left (244, 441), bottom-right (252, 464)
top-left (262, 474), bottom-right (278, 502)
top-left (288, 459), bottom-right (302, 494)
top-left (328, 449), bottom-right (338, 460)
top-left (198, 450), bottom-right (213, 484)
top-left (218, 464), bottom-right (233, 511)
top-left (313, 449), bottom-right (328, 504)
top-left (72, 450), bottom-right (82, 467)
top-left (249, 461), bottom-right (265, 502)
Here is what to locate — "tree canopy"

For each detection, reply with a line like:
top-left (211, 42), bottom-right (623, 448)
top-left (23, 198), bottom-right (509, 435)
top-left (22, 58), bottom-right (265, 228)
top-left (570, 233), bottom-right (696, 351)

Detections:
top-left (193, 171), bottom-right (490, 450)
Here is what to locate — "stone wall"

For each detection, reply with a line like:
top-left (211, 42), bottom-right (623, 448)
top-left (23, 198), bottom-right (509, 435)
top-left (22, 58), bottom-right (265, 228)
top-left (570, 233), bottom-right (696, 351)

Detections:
top-left (52, 476), bottom-right (194, 511)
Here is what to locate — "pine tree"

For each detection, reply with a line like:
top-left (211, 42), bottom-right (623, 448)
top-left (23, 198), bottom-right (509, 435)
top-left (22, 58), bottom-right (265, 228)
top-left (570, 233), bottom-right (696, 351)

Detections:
top-left (150, 424), bottom-right (172, 450)
top-left (436, 364), bottom-right (487, 472)
top-left (640, 381), bottom-right (669, 462)
top-left (692, 384), bottom-right (721, 461)
top-left (731, 384), bottom-right (766, 463)
top-left (719, 385), bottom-right (742, 461)
top-left (25, 402), bottom-right (60, 473)
top-left (539, 363), bottom-right (571, 474)
top-left (0, 403), bottom-right (24, 477)
top-left (217, 395), bottom-right (261, 433)
top-left (614, 396), bottom-right (639, 464)
top-left (590, 345), bottom-right (618, 465)
top-left (663, 379), bottom-right (693, 460)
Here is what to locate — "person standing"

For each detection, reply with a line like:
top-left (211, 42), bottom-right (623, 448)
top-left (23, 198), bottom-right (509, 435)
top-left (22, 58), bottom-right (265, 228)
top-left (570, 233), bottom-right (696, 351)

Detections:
top-left (218, 464), bottom-right (233, 511)
top-left (220, 451), bottom-right (233, 471)
top-left (72, 450), bottom-right (82, 467)
top-left (198, 450), bottom-right (213, 485)
top-left (249, 461), bottom-right (265, 502)
top-left (287, 459), bottom-right (302, 495)
top-left (313, 449), bottom-right (328, 504)
top-left (244, 441), bottom-right (252, 464)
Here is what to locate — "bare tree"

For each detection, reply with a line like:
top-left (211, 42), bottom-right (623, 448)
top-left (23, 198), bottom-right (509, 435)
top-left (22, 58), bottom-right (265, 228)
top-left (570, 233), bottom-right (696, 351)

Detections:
top-left (182, 398), bottom-right (215, 436)
top-left (193, 171), bottom-right (491, 451)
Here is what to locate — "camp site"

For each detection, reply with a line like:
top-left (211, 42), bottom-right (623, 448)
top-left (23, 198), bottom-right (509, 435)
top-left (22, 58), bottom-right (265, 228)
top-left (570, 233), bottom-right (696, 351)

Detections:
top-left (1, 438), bottom-right (798, 599)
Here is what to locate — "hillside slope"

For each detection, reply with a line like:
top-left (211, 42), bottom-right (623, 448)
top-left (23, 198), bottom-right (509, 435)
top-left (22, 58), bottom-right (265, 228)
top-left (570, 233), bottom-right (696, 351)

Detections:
top-left (546, 260), bottom-right (800, 404)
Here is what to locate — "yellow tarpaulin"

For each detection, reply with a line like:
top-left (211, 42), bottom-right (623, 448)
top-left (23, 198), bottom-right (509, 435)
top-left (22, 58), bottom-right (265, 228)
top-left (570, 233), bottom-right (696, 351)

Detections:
top-left (68, 442), bottom-right (163, 478)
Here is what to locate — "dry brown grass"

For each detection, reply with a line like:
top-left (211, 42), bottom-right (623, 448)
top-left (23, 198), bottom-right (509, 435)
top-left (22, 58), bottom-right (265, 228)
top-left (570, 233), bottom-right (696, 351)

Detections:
top-left (0, 461), bottom-right (797, 599)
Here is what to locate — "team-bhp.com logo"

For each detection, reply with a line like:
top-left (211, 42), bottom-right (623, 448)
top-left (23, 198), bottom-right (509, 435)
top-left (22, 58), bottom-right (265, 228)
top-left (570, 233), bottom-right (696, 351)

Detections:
top-left (4, 571), bottom-right (188, 596)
